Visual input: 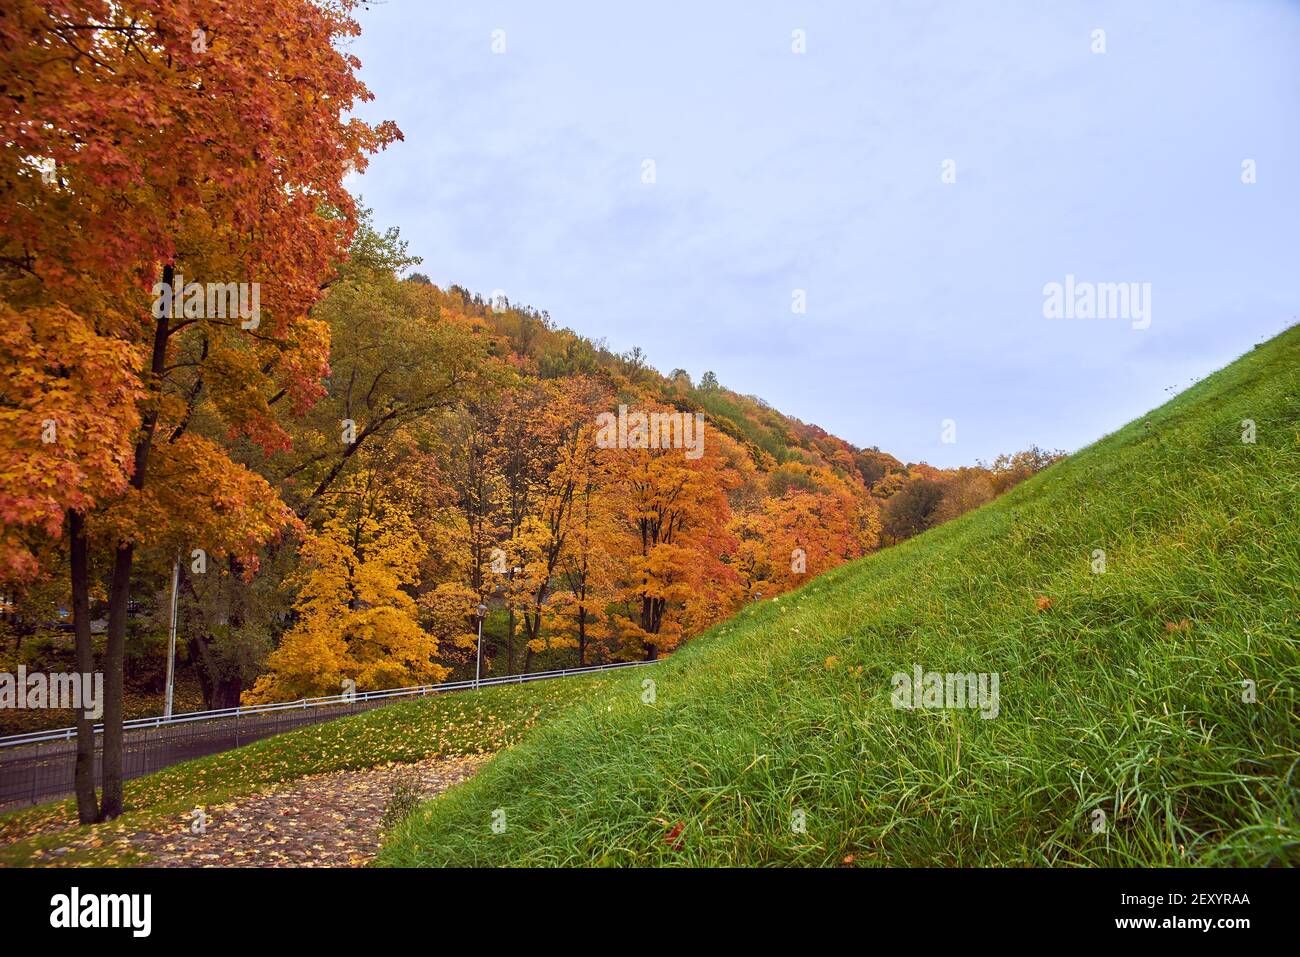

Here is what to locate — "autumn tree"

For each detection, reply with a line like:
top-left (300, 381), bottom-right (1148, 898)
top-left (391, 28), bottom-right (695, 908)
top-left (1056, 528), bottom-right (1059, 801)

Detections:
top-left (0, 0), bottom-right (398, 820)
top-left (881, 477), bottom-right (947, 542)
top-left (932, 467), bottom-right (996, 524)
top-left (602, 405), bottom-right (740, 659)
top-left (544, 473), bottom-right (617, 666)
top-left (854, 447), bottom-right (905, 489)
top-left (485, 384), bottom-right (553, 669)
top-left (766, 464), bottom-right (877, 583)
top-left (244, 467), bottom-right (448, 702)
top-left (985, 446), bottom-right (1065, 493)
top-left (271, 232), bottom-right (502, 523)
top-left (510, 377), bottom-right (611, 670)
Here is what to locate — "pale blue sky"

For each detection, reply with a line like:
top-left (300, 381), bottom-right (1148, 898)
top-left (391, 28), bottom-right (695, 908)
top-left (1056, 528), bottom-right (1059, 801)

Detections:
top-left (346, 1), bottom-right (1300, 466)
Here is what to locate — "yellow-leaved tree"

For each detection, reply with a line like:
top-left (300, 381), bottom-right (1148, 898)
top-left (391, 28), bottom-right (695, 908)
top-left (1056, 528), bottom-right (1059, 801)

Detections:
top-left (244, 469), bottom-right (448, 702)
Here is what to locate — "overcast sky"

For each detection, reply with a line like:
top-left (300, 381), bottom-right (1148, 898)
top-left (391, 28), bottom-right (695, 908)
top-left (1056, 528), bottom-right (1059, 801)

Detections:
top-left (345, 1), bottom-right (1300, 466)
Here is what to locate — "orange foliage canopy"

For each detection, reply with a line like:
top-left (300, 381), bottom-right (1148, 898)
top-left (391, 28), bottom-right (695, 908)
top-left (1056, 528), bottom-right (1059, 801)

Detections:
top-left (0, 0), bottom-right (400, 577)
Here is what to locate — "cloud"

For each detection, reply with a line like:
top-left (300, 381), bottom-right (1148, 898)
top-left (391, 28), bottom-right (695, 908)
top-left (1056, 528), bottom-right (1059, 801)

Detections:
top-left (348, 0), bottom-right (1300, 464)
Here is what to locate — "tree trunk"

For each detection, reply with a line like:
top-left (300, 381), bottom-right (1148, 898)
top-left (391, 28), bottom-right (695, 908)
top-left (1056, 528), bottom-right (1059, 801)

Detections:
top-left (640, 594), bottom-right (663, 660)
top-left (100, 541), bottom-right (132, 818)
top-left (577, 608), bottom-right (586, 667)
top-left (101, 263), bottom-right (172, 819)
top-left (210, 676), bottom-right (243, 710)
top-left (187, 632), bottom-right (243, 710)
top-left (68, 510), bottom-right (100, 823)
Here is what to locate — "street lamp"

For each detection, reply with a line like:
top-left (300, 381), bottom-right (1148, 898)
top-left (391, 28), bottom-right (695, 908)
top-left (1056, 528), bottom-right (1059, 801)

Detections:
top-left (164, 551), bottom-right (181, 718)
top-left (474, 602), bottom-right (488, 689)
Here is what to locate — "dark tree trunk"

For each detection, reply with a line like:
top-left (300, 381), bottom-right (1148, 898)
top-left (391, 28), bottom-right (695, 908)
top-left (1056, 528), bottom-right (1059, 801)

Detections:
top-left (506, 608), bottom-right (515, 674)
top-left (69, 510), bottom-right (100, 823)
top-left (186, 632), bottom-right (243, 710)
top-left (100, 541), bottom-right (132, 818)
top-left (577, 608), bottom-right (586, 667)
top-left (640, 594), bottom-right (662, 660)
top-left (101, 264), bottom-right (172, 819)
top-left (210, 676), bottom-right (243, 710)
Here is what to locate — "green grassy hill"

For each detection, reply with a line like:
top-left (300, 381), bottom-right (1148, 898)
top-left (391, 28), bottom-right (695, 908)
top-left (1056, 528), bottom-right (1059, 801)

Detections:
top-left (381, 326), bottom-right (1300, 866)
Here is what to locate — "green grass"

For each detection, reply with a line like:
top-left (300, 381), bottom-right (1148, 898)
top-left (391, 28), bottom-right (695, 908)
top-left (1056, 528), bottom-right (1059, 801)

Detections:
top-left (380, 326), bottom-right (1300, 866)
top-left (0, 672), bottom-right (615, 866)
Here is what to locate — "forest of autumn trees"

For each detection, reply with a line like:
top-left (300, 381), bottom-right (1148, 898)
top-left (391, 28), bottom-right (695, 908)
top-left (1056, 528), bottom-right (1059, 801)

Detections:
top-left (0, 1), bottom-right (1062, 822)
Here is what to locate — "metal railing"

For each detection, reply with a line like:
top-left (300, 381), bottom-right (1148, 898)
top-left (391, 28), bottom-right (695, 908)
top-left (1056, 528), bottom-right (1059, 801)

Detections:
top-left (0, 659), bottom-right (656, 808)
top-left (0, 659), bottom-right (654, 749)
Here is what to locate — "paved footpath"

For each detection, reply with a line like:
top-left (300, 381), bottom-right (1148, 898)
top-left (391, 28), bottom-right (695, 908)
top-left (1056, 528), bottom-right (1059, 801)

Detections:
top-left (123, 753), bottom-right (489, 867)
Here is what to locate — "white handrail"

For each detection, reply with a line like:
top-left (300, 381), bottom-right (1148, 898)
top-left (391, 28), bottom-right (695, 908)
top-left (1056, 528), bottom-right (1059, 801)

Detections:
top-left (0, 659), bottom-right (656, 750)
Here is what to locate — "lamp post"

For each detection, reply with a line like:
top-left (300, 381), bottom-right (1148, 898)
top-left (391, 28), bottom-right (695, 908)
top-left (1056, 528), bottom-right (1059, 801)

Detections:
top-left (164, 551), bottom-right (180, 718)
top-left (474, 603), bottom-right (488, 689)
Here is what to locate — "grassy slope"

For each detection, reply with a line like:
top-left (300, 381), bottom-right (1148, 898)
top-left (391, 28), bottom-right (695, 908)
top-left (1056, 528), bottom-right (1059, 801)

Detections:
top-left (382, 327), bottom-right (1300, 867)
top-left (0, 672), bottom-right (616, 866)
